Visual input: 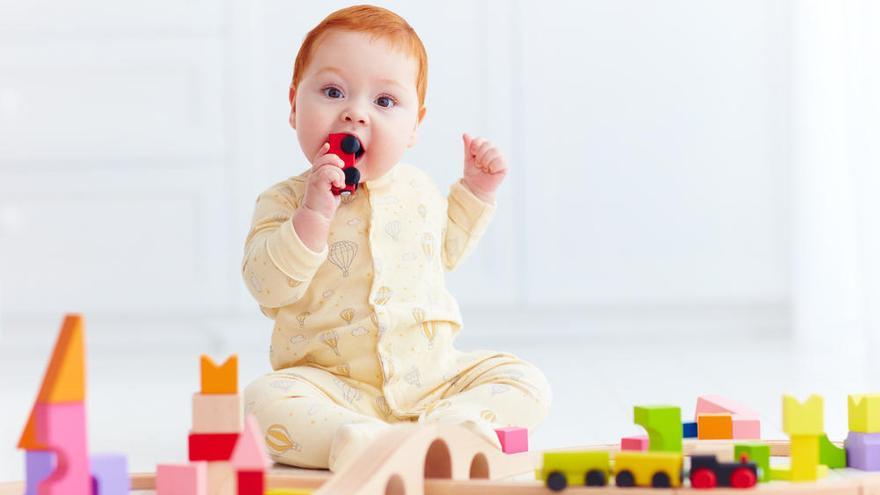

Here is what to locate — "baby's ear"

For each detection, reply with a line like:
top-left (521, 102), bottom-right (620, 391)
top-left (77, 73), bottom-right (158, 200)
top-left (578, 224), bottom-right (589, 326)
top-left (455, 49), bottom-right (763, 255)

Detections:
top-left (407, 106), bottom-right (427, 148)
top-left (288, 86), bottom-right (297, 130)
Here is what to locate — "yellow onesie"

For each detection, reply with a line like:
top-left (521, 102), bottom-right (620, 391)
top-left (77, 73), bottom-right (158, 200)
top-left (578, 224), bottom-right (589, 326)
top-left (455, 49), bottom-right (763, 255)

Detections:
top-left (242, 163), bottom-right (551, 469)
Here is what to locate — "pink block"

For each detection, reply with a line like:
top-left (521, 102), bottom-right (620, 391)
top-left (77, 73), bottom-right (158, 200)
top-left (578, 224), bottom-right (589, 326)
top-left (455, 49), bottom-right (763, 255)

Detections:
top-left (732, 415), bottom-right (761, 439)
top-left (230, 415), bottom-right (270, 471)
top-left (157, 462), bottom-right (207, 495)
top-left (36, 402), bottom-right (91, 495)
top-left (621, 435), bottom-right (649, 451)
top-left (495, 427), bottom-right (528, 454)
top-left (695, 395), bottom-right (760, 419)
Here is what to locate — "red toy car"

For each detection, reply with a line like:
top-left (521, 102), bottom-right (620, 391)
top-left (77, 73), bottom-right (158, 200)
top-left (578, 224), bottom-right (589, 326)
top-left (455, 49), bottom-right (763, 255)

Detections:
top-left (328, 133), bottom-right (363, 196)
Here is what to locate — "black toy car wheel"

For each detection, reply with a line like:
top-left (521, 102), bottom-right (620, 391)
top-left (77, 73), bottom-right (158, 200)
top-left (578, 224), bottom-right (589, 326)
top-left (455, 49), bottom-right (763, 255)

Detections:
top-left (652, 471), bottom-right (672, 488)
top-left (585, 469), bottom-right (607, 486)
top-left (616, 470), bottom-right (636, 487)
top-left (547, 471), bottom-right (568, 492)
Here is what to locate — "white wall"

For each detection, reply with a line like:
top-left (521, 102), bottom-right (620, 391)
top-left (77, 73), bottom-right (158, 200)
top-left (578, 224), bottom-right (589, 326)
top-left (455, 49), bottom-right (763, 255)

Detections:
top-left (0, 0), bottom-right (792, 337)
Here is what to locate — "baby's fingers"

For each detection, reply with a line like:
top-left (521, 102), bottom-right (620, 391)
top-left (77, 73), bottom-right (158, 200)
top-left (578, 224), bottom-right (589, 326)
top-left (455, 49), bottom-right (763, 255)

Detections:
top-left (315, 163), bottom-right (346, 189)
top-left (311, 142), bottom-right (331, 166)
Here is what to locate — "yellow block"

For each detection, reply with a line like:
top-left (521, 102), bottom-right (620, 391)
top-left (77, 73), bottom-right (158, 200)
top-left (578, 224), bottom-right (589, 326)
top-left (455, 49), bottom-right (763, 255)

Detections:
top-left (849, 394), bottom-right (880, 433)
top-left (783, 395), bottom-right (824, 436)
top-left (791, 435), bottom-right (822, 482)
top-left (201, 355), bottom-right (238, 394)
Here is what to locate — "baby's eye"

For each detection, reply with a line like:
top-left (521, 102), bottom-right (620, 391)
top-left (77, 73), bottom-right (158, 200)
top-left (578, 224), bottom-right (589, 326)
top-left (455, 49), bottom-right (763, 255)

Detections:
top-left (322, 87), bottom-right (344, 99)
top-left (375, 95), bottom-right (396, 108)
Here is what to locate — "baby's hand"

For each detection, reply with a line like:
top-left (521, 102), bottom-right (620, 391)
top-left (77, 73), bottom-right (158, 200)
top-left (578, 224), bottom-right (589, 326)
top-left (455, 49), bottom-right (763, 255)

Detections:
top-left (461, 133), bottom-right (508, 203)
top-left (301, 142), bottom-right (346, 221)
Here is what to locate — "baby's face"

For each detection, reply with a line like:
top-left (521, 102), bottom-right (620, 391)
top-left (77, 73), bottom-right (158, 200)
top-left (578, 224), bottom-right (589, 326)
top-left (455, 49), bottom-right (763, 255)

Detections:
top-left (290, 30), bottom-right (424, 183)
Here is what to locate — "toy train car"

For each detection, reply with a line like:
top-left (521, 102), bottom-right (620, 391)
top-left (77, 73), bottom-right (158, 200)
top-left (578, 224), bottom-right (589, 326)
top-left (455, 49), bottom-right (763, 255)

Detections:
top-left (538, 451), bottom-right (757, 491)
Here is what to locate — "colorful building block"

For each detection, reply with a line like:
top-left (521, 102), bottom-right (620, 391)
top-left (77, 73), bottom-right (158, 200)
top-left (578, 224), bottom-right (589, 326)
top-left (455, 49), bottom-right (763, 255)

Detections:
top-left (849, 394), bottom-right (880, 433)
top-left (819, 433), bottom-right (846, 469)
top-left (36, 402), bottom-right (91, 495)
top-left (620, 435), bottom-right (648, 451)
top-left (732, 415), bottom-right (761, 439)
top-left (192, 393), bottom-right (243, 434)
top-left (696, 395), bottom-right (760, 419)
top-left (207, 461), bottom-right (235, 495)
top-left (189, 433), bottom-right (240, 461)
top-left (845, 431), bottom-right (880, 471)
top-left (734, 443), bottom-right (770, 482)
top-left (494, 427), bottom-right (528, 454)
top-left (201, 355), bottom-right (238, 395)
top-left (790, 435), bottom-right (822, 481)
top-left (24, 450), bottom-right (56, 495)
top-left (231, 415), bottom-right (271, 470)
top-left (634, 405), bottom-right (682, 453)
top-left (19, 314), bottom-right (87, 451)
top-left (89, 453), bottom-right (128, 495)
top-left (237, 470), bottom-right (264, 495)
top-left (697, 413), bottom-right (733, 440)
top-left (265, 490), bottom-right (314, 495)
top-left (783, 395), bottom-right (824, 436)
top-left (157, 462), bottom-right (207, 495)
top-left (682, 422), bottom-right (698, 438)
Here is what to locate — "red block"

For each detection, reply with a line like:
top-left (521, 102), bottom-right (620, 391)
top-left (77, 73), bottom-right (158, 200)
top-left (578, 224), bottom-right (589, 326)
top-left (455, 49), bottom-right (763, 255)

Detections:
top-left (236, 470), bottom-right (264, 495)
top-left (188, 433), bottom-right (239, 461)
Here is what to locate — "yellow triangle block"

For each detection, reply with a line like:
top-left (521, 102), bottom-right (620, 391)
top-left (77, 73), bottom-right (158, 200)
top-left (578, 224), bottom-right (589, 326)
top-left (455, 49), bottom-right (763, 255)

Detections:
top-left (201, 355), bottom-right (238, 394)
top-left (18, 314), bottom-right (86, 450)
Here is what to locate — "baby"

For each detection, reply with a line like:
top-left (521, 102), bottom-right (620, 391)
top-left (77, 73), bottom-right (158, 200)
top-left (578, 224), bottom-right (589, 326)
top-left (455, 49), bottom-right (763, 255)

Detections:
top-left (242, 5), bottom-right (551, 471)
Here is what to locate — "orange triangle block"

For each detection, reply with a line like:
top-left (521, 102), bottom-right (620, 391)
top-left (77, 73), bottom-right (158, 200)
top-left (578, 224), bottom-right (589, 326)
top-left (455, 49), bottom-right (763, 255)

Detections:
top-left (230, 415), bottom-right (270, 471)
top-left (200, 355), bottom-right (237, 394)
top-left (18, 314), bottom-right (86, 450)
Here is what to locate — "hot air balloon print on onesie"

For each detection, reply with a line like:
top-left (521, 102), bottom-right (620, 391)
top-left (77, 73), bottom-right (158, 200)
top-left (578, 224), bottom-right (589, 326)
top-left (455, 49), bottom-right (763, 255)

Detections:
top-left (319, 330), bottom-right (341, 356)
top-left (265, 424), bottom-right (302, 454)
top-left (412, 307), bottom-right (436, 344)
top-left (339, 308), bottom-right (354, 326)
top-left (374, 286), bottom-right (393, 305)
top-left (421, 233), bottom-right (435, 261)
top-left (328, 240), bottom-right (357, 277)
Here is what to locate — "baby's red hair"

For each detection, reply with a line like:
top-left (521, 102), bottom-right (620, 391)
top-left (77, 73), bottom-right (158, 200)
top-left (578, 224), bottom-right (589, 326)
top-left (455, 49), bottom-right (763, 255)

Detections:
top-left (291, 5), bottom-right (428, 110)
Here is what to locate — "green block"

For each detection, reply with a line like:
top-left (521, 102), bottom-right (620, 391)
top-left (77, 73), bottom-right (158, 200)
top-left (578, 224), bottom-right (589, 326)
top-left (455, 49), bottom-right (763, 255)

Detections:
top-left (819, 434), bottom-right (846, 469)
top-left (634, 405), bottom-right (682, 453)
top-left (735, 442), bottom-right (771, 482)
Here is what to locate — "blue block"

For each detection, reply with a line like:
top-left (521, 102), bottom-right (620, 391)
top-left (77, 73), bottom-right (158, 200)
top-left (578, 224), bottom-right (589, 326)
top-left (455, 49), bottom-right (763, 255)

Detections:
top-left (683, 421), bottom-right (698, 438)
top-left (90, 453), bottom-right (129, 495)
top-left (24, 450), bottom-right (56, 495)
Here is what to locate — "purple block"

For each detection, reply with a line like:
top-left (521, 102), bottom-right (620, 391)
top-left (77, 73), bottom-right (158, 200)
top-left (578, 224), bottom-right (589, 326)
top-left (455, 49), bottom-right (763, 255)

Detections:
top-left (845, 431), bottom-right (880, 470)
top-left (25, 451), bottom-right (57, 495)
top-left (90, 453), bottom-right (129, 495)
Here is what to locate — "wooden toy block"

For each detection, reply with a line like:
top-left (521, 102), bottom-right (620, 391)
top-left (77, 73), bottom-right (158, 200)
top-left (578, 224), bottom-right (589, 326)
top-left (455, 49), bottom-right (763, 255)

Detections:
top-left (192, 393), bottom-right (243, 434)
top-left (695, 395), bottom-right (760, 419)
top-left (236, 470), bottom-right (264, 495)
top-left (791, 434), bottom-right (822, 481)
top-left (19, 314), bottom-right (87, 451)
top-left (698, 413), bottom-right (733, 440)
top-left (24, 450), bottom-right (55, 495)
top-left (819, 433), bottom-right (847, 468)
top-left (732, 414), bottom-right (761, 439)
top-left (689, 439), bottom-right (735, 462)
top-left (265, 490), bottom-right (313, 495)
top-left (849, 394), bottom-right (880, 433)
top-left (783, 394), bottom-right (824, 436)
top-left (206, 461), bottom-right (235, 495)
top-left (682, 421), bottom-right (698, 438)
top-left (189, 433), bottom-right (240, 462)
top-left (845, 431), bottom-right (880, 470)
top-left (230, 415), bottom-right (270, 471)
top-left (35, 402), bottom-right (91, 495)
top-left (734, 442), bottom-right (770, 482)
top-left (89, 453), bottom-right (128, 495)
top-left (201, 355), bottom-right (238, 395)
top-left (620, 435), bottom-right (648, 451)
top-left (633, 405), bottom-right (682, 453)
top-left (494, 427), bottom-right (528, 454)
top-left (538, 451), bottom-right (611, 489)
top-left (156, 462), bottom-right (207, 495)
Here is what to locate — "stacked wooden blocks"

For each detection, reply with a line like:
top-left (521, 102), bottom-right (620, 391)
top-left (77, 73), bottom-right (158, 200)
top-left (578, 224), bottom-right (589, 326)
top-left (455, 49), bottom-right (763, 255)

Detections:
top-left (695, 395), bottom-right (760, 440)
top-left (16, 314), bottom-right (128, 495)
top-left (845, 394), bottom-right (880, 470)
top-left (157, 355), bottom-right (270, 495)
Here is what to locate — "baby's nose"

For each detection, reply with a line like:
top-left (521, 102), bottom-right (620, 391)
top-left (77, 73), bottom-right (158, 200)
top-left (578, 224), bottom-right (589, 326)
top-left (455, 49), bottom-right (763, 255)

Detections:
top-left (342, 108), bottom-right (368, 125)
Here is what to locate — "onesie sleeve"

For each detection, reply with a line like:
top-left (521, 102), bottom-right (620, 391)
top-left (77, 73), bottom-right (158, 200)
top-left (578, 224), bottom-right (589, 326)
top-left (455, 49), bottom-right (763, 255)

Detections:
top-left (242, 181), bottom-right (328, 312)
top-left (442, 179), bottom-right (497, 271)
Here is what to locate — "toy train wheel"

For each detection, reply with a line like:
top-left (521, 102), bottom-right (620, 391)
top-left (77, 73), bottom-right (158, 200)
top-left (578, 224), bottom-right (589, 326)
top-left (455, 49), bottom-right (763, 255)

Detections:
top-left (652, 471), bottom-right (671, 488)
top-left (690, 468), bottom-right (717, 489)
top-left (547, 471), bottom-right (568, 492)
top-left (585, 469), bottom-right (607, 487)
top-left (730, 467), bottom-right (757, 489)
top-left (615, 470), bottom-right (635, 487)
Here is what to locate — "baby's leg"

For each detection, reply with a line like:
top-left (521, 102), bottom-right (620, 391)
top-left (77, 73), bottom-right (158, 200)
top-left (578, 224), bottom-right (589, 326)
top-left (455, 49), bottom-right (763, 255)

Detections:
top-left (419, 354), bottom-right (552, 447)
top-left (244, 367), bottom-right (389, 470)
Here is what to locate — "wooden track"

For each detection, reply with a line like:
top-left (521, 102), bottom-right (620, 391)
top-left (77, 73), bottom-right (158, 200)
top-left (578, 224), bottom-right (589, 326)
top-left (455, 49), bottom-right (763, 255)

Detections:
top-left (0, 436), bottom-right (861, 495)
